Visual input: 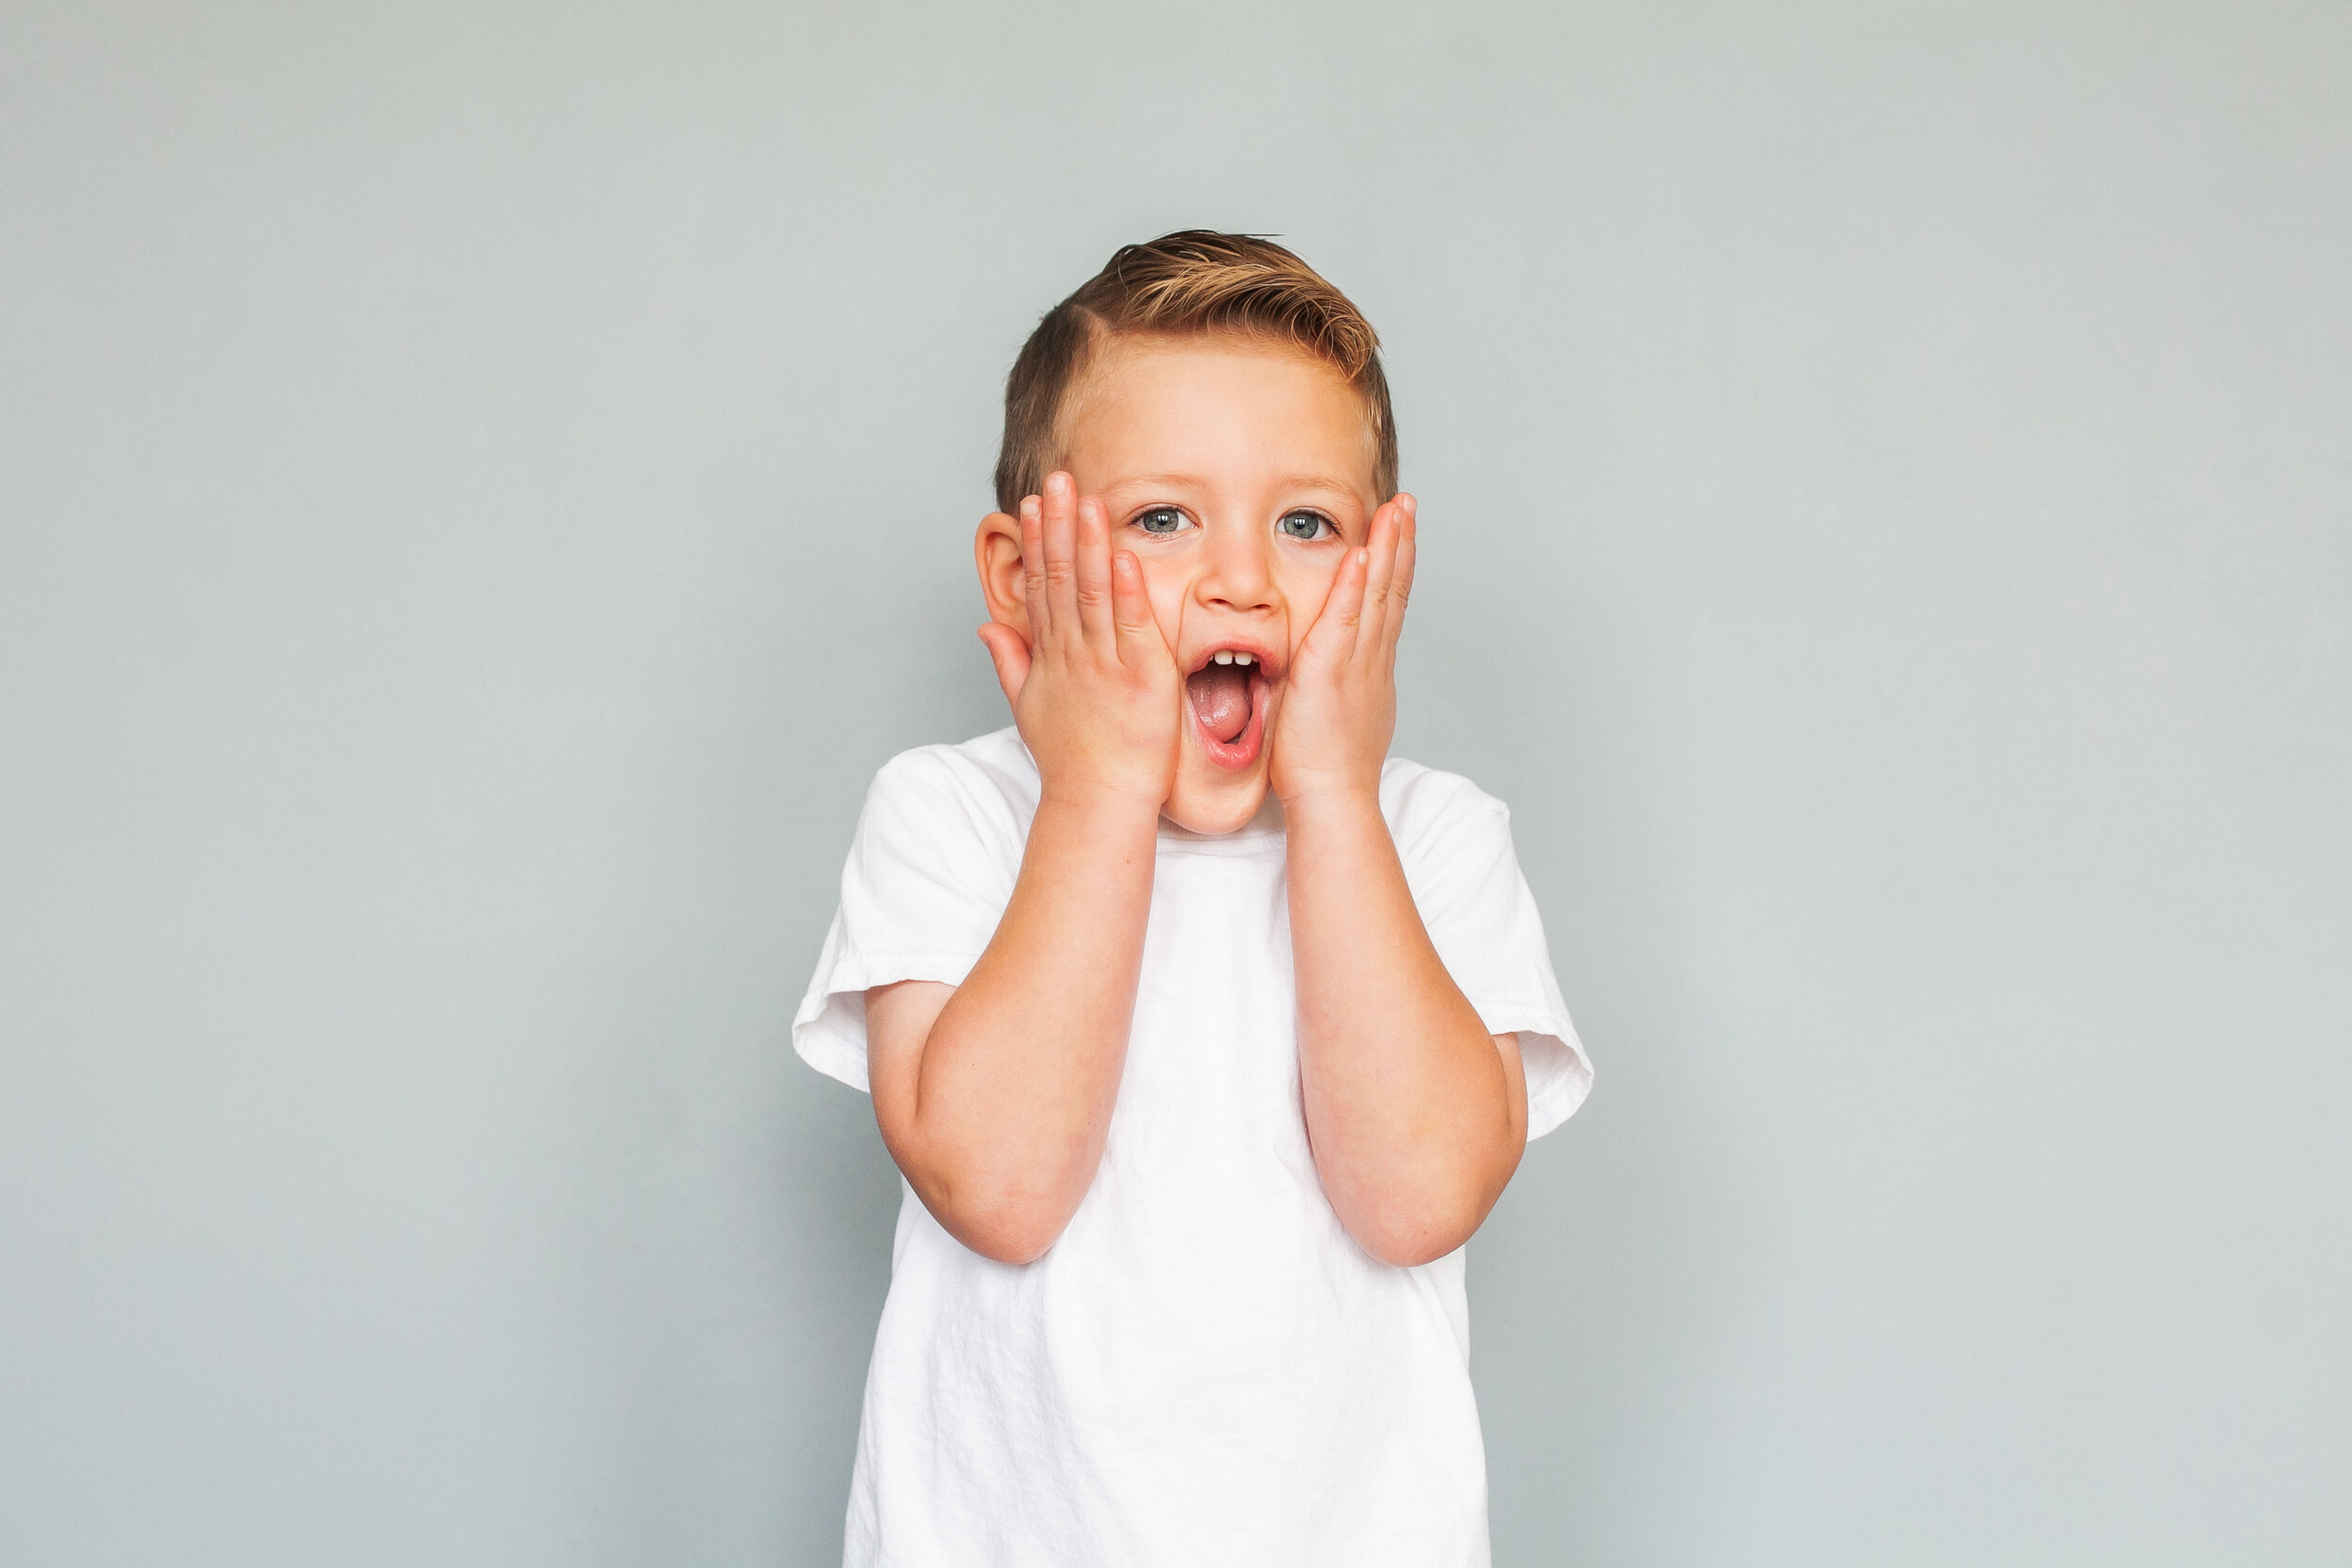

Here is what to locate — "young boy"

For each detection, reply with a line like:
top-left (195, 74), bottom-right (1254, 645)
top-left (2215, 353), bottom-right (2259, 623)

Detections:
top-left (794, 231), bottom-right (1591, 1566)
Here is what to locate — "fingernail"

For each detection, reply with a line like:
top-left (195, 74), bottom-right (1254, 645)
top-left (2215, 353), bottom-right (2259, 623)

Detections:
top-left (1047, 472), bottom-right (1070, 495)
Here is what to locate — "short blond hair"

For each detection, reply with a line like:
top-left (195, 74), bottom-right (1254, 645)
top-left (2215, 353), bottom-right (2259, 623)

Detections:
top-left (993, 230), bottom-right (1397, 513)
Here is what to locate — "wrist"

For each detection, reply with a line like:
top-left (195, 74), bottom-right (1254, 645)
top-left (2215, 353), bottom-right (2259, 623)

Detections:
top-left (1274, 774), bottom-right (1386, 826)
top-left (1034, 778), bottom-right (1168, 828)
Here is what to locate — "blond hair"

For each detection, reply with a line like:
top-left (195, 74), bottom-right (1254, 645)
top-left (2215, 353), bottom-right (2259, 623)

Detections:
top-left (993, 231), bottom-right (1397, 513)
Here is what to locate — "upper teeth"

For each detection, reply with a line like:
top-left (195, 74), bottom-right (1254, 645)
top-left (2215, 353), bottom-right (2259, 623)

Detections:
top-left (1214, 651), bottom-right (1254, 666)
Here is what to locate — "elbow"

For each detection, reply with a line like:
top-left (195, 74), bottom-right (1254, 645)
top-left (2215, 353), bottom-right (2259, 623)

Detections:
top-left (957, 1209), bottom-right (1064, 1266)
top-left (1337, 1162), bottom-right (1513, 1268)
top-left (927, 1179), bottom-right (1077, 1266)
top-left (878, 1116), bottom-right (1089, 1266)
top-left (1368, 1236), bottom-right (1464, 1270)
top-left (1351, 1205), bottom-right (1485, 1269)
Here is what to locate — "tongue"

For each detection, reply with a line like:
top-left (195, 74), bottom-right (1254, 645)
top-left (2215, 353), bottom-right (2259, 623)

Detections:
top-left (1186, 664), bottom-right (1251, 744)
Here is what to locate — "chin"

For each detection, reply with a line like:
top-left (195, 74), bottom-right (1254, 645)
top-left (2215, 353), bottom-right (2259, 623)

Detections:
top-left (1160, 761), bottom-right (1272, 835)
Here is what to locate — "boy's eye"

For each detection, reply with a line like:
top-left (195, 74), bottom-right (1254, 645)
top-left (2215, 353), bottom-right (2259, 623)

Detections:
top-left (1277, 510), bottom-right (1333, 541)
top-left (1134, 506), bottom-right (1191, 536)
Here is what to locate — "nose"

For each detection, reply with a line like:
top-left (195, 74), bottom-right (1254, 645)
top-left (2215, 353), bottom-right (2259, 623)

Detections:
top-left (1192, 515), bottom-right (1278, 615)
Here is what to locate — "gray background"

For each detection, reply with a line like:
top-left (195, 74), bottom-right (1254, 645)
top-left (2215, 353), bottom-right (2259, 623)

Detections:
top-left (3, 1), bottom-right (2346, 1563)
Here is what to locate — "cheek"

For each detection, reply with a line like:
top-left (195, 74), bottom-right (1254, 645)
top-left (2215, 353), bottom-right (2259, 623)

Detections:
top-left (1136, 562), bottom-right (1188, 649)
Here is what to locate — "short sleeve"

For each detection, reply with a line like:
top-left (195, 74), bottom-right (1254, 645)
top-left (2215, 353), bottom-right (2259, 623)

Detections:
top-left (792, 747), bottom-right (1024, 1093)
top-left (1389, 768), bottom-right (1593, 1139)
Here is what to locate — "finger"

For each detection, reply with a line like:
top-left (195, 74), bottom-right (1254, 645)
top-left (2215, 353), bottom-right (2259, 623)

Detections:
top-left (1073, 494), bottom-right (1115, 647)
top-left (1309, 544), bottom-right (1371, 664)
top-left (1386, 498), bottom-right (1417, 652)
top-left (1019, 494), bottom-right (1051, 641)
top-left (1041, 470), bottom-right (1079, 644)
top-left (1357, 500), bottom-right (1404, 653)
top-left (1109, 550), bottom-right (1164, 667)
top-left (977, 623), bottom-right (1031, 709)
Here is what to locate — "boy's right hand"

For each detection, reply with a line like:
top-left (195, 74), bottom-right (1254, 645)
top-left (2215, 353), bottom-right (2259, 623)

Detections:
top-left (977, 472), bottom-right (1181, 811)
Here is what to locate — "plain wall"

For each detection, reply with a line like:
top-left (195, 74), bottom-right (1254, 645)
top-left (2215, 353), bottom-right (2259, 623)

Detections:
top-left (3, 2), bottom-right (2346, 1562)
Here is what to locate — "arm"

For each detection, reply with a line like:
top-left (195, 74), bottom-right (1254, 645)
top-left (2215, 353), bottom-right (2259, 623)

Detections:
top-left (866, 473), bottom-right (1178, 1265)
top-left (1275, 497), bottom-right (1529, 1266)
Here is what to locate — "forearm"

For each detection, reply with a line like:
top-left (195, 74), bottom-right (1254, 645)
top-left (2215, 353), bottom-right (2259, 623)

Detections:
top-left (886, 790), bottom-right (1158, 1261)
top-left (1287, 788), bottom-right (1526, 1265)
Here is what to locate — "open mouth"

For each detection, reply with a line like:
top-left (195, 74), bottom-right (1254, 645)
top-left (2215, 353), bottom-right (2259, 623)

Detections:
top-left (1184, 645), bottom-right (1279, 770)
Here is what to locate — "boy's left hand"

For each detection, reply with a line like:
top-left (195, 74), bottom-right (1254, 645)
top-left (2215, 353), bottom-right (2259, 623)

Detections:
top-left (1270, 494), bottom-right (1417, 808)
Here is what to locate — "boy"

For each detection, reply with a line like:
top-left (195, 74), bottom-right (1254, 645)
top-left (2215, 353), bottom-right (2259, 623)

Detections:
top-left (795, 231), bottom-right (1591, 1566)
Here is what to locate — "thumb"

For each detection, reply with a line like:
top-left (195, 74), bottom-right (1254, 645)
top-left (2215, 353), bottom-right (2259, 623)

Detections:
top-left (976, 622), bottom-right (1031, 708)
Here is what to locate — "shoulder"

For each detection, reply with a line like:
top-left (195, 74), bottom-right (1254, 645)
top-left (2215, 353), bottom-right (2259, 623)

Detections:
top-left (854, 728), bottom-right (1039, 876)
top-left (868, 727), bottom-right (1039, 816)
top-left (1378, 756), bottom-right (1511, 851)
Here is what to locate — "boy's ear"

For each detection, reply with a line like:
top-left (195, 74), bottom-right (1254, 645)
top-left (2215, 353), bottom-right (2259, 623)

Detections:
top-left (974, 511), bottom-right (1032, 641)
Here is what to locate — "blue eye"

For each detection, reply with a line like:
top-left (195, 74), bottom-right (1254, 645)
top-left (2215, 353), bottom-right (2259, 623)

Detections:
top-left (1278, 510), bottom-right (1333, 541)
top-left (1135, 506), bottom-right (1189, 535)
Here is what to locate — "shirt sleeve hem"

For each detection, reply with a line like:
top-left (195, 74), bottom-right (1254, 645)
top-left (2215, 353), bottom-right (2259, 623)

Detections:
top-left (1470, 1001), bottom-right (1595, 1141)
top-left (790, 948), bottom-right (986, 1095)
top-left (793, 1028), bottom-right (876, 1094)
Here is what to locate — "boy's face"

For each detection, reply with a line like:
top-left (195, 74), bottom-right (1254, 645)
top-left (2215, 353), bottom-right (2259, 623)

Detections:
top-left (977, 335), bottom-right (1382, 833)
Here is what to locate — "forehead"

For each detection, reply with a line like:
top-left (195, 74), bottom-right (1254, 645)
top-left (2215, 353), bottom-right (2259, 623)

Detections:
top-left (1060, 334), bottom-right (1377, 503)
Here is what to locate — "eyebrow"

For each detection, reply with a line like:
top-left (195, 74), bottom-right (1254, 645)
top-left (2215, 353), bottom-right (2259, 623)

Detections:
top-left (1273, 476), bottom-right (1367, 501)
top-left (1103, 474), bottom-right (1210, 491)
top-left (1104, 473), bottom-right (1364, 501)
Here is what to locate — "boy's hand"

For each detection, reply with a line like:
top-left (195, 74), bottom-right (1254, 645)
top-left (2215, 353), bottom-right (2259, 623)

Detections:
top-left (977, 471), bottom-right (1181, 810)
top-left (1270, 494), bottom-right (1417, 808)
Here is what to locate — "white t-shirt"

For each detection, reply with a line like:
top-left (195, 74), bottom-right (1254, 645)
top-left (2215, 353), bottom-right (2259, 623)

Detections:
top-left (794, 728), bottom-right (1591, 1568)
